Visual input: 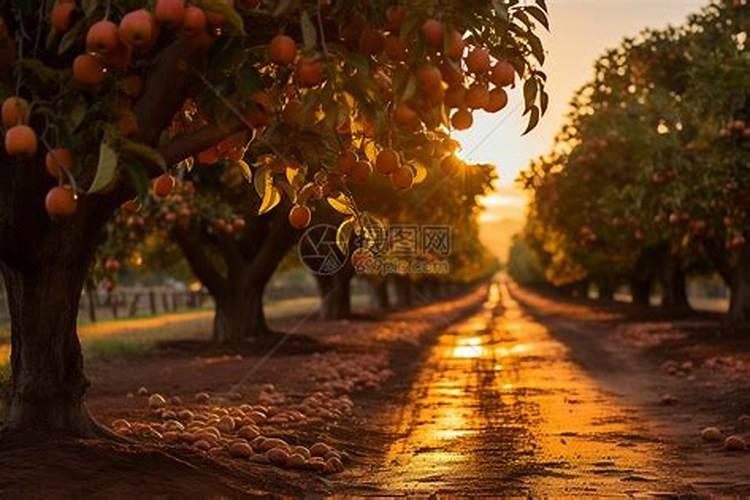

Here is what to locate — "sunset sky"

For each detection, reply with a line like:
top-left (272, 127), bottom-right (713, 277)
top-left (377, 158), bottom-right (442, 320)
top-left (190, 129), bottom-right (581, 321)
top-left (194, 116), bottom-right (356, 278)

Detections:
top-left (456, 0), bottom-right (707, 234)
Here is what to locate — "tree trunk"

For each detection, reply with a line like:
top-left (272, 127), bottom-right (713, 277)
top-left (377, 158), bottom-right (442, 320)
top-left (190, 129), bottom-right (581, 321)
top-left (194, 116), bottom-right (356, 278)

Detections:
top-left (729, 245), bottom-right (750, 324)
top-left (659, 254), bottom-right (690, 311)
top-left (596, 280), bottom-right (615, 301)
top-left (0, 234), bottom-right (109, 436)
top-left (212, 285), bottom-right (270, 343)
top-left (370, 279), bottom-right (390, 311)
top-left (316, 273), bottom-right (352, 320)
top-left (393, 275), bottom-right (413, 308)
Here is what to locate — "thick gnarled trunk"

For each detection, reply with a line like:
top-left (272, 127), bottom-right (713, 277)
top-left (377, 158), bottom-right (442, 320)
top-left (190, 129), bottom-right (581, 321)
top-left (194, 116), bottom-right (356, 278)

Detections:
top-left (659, 254), bottom-right (690, 311)
top-left (212, 286), bottom-right (270, 344)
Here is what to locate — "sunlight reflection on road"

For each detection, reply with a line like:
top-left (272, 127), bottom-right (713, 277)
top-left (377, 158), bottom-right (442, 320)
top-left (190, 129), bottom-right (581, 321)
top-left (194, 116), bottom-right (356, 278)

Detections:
top-left (375, 279), bottom-right (682, 495)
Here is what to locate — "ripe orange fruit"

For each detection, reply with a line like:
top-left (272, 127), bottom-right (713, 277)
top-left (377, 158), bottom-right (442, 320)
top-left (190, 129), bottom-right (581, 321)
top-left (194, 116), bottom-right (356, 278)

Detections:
top-left (385, 6), bottom-right (406, 31)
top-left (416, 65), bottom-right (443, 94)
top-left (440, 154), bottom-right (462, 176)
top-left (295, 57), bottom-right (323, 87)
top-left (444, 85), bottom-right (466, 109)
top-left (197, 147), bottom-right (219, 165)
top-left (73, 54), bottom-right (106, 86)
top-left (45, 185), bottom-right (78, 218)
top-left (269, 34), bottom-right (297, 65)
top-left (5, 125), bottom-right (38, 156)
top-left (445, 30), bottom-right (465, 60)
top-left (376, 148), bottom-right (400, 176)
top-left (390, 166), bottom-right (414, 191)
top-left (351, 160), bottom-right (372, 184)
top-left (465, 83), bottom-right (490, 109)
top-left (394, 102), bottom-right (418, 127)
top-left (2, 97), bottom-right (30, 127)
top-left (153, 174), bottom-right (175, 197)
top-left (288, 205), bottom-right (312, 229)
top-left (154, 0), bottom-right (186, 26)
top-left (119, 9), bottom-right (154, 47)
top-left (465, 47), bottom-right (491, 74)
top-left (337, 150), bottom-right (357, 175)
top-left (421, 19), bottom-right (444, 48)
top-left (181, 6), bottom-right (207, 36)
top-left (121, 198), bottom-right (141, 213)
top-left (86, 20), bottom-right (119, 53)
top-left (45, 148), bottom-right (74, 179)
top-left (451, 108), bottom-right (473, 130)
top-left (484, 88), bottom-right (508, 113)
top-left (120, 74), bottom-right (143, 98)
top-left (359, 28), bottom-right (385, 55)
top-left (51, 2), bottom-right (76, 33)
top-left (490, 61), bottom-right (515, 87)
top-left (384, 35), bottom-right (406, 61)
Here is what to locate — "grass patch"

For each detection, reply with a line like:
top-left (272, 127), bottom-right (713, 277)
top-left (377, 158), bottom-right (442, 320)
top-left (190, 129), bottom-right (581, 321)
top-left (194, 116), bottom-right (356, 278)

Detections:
top-left (83, 338), bottom-right (153, 360)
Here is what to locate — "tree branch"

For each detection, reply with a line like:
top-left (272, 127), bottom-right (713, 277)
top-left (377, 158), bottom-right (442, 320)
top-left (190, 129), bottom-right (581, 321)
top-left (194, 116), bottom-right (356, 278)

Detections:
top-left (160, 119), bottom-right (246, 166)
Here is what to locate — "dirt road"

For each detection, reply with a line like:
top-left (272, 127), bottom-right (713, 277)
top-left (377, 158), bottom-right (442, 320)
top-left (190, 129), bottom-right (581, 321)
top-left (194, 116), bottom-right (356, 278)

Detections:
top-left (337, 280), bottom-right (750, 496)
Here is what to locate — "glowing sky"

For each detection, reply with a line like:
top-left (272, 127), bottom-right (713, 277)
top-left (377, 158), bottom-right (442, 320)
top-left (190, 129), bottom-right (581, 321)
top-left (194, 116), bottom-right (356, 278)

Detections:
top-left (455, 0), bottom-right (707, 225)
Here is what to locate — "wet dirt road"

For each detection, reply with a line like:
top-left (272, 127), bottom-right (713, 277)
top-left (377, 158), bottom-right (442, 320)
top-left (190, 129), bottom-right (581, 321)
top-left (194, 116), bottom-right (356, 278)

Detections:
top-left (340, 280), bottom-right (748, 496)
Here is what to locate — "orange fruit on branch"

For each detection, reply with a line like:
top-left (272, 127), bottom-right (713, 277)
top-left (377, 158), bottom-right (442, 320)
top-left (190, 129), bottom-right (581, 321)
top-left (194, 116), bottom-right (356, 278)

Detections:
top-left (153, 174), bottom-right (175, 197)
top-left (181, 6), bottom-right (207, 36)
top-left (51, 2), bottom-right (76, 33)
top-left (444, 85), bottom-right (466, 109)
top-left (4, 125), bottom-right (38, 156)
top-left (269, 34), bottom-right (297, 65)
top-left (295, 57), bottom-right (324, 88)
top-left (119, 9), bottom-right (155, 47)
top-left (155, 0), bottom-right (186, 26)
top-left (45, 148), bottom-right (74, 179)
top-left (394, 102), bottom-right (419, 128)
top-left (1, 97), bottom-right (30, 127)
top-left (440, 154), bottom-right (462, 176)
top-left (490, 61), bottom-right (515, 87)
top-left (445, 30), bottom-right (465, 60)
top-left (465, 47), bottom-right (491, 74)
top-left (385, 6), bottom-right (406, 31)
top-left (120, 74), bottom-right (144, 98)
top-left (86, 20), bottom-right (120, 54)
top-left (484, 88), bottom-right (508, 113)
top-left (421, 19), bottom-right (444, 48)
top-left (375, 148), bottom-right (400, 175)
top-left (451, 108), bottom-right (473, 130)
top-left (45, 185), bottom-right (78, 218)
top-left (416, 65), bottom-right (443, 94)
top-left (73, 54), bottom-right (106, 86)
top-left (390, 166), bottom-right (414, 191)
top-left (288, 205), bottom-right (312, 229)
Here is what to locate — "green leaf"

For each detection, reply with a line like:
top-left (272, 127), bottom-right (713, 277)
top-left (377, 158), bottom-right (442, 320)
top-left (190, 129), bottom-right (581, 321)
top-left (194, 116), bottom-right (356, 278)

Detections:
top-left (300, 11), bottom-right (317, 51)
top-left (124, 163), bottom-right (151, 204)
top-left (523, 106), bottom-right (540, 135)
top-left (258, 186), bottom-right (282, 215)
top-left (327, 194), bottom-right (355, 215)
top-left (272, 0), bottom-right (297, 16)
top-left (195, 0), bottom-right (245, 34)
top-left (277, 180), bottom-right (297, 203)
top-left (540, 90), bottom-right (549, 115)
top-left (523, 78), bottom-right (538, 114)
top-left (525, 6), bottom-right (549, 31)
top-left (336, 217), bottom-right (355, 255)
top-left (88, 141), bottom-right (118, 194)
